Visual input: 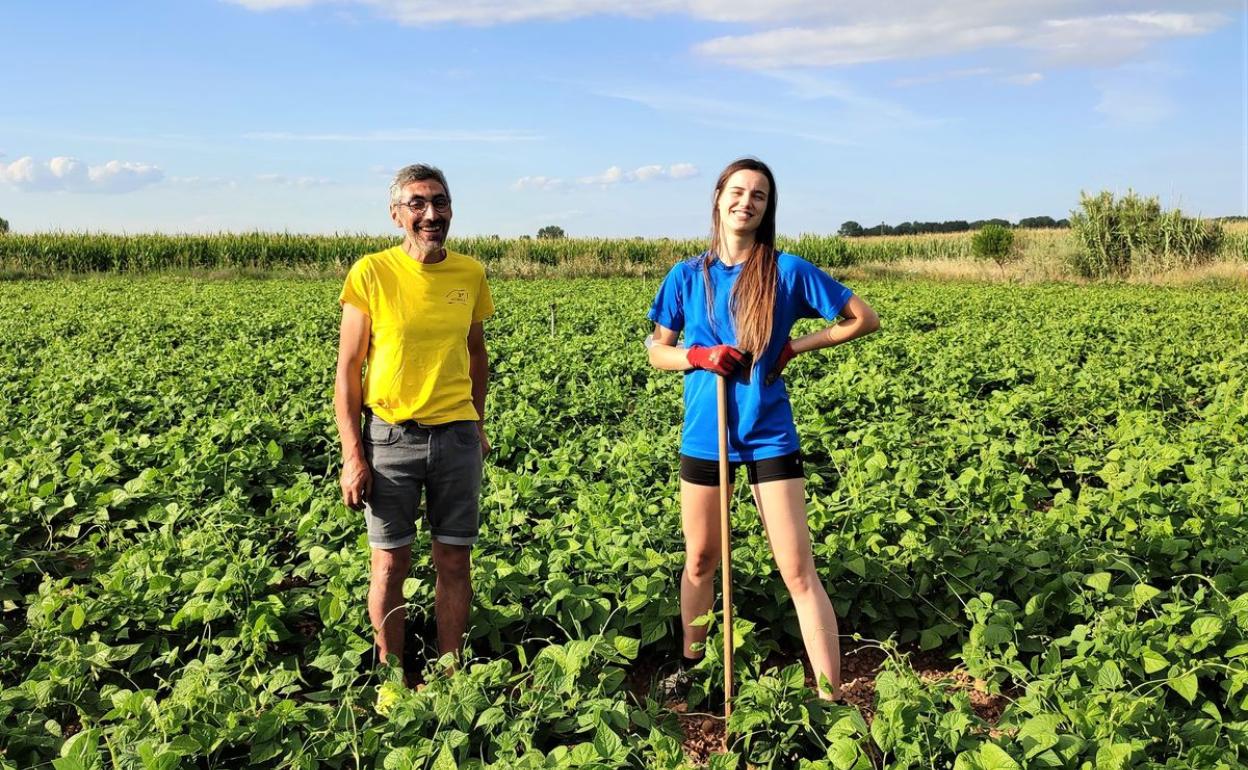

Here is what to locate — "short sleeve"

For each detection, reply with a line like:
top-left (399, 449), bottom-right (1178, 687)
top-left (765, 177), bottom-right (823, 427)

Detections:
top-left (472, 270), bottom-right (494, 322)
top-left (647, 264), bottom-right (686, 332)
top-left (792, 257), bottom-right (853, 320)
top-left (339, 259), bottom-right (371, 316)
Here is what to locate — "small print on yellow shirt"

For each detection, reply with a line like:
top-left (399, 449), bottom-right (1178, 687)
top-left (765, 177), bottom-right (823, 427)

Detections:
top-left (339, 246), bottom-right (494, 425)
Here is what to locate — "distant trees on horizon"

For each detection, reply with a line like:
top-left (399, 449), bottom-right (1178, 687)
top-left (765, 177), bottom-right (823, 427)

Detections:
top-left (837, 215), bottom-right (1070, 237)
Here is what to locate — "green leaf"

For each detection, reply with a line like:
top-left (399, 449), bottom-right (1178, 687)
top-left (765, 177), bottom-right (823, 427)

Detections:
top-left (844, 557), bottom-right (867, 577)
top-left (708, 752), bottom-right (741, 770)
top-left (1168, 671), bottom-right (1199, 703)
top-left (1226, 642), bottom-right (1248, 658)
top-left (1084, 572), bottom-right (1112, 593)
top-left (431, 743), bottom-right (457, 770)
top-left (476, 706), bottom-right (506, 730)
top-left (612, 635), bottom-right (640, 660)
top-left (1140, 648), bottom-right (1169, 674)
top-left (1190, 616), bottom-right (1223, 638)
top-left (1093, 742), bottom-right (1136, 770)
top-left (955, 743), bottom-right (1021, 770)
top-left (69, 605), bottom-right (86, 631)
top-left (828, 736), bottom-right (863, 770)
top-left (593, 723), bottom-right (624, 760)
top-left (1131, 583), bottom-right (1161, 606)
top-left (568, 743), bottom-right (598, 764)
top-left (382, 747), bottom-right (420, 769)
top-left (1023, 551), bottom-right (1051, 568)
top-left (1096, 661), bottom-right (1124, 690)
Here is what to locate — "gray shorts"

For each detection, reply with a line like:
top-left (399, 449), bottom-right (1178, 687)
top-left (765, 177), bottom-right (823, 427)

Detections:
top-left (362, 414), bottom-right (483, 549)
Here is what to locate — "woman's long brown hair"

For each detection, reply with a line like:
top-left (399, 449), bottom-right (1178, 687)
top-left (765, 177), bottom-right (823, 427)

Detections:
top-left (703, 157), bottom-right (779, 362)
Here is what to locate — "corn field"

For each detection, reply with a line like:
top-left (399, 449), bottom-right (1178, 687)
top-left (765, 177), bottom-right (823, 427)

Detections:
top-left (0, 225), bottom-right (1241, 277)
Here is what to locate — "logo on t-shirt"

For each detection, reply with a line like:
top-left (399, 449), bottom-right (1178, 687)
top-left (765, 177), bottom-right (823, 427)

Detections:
top-left (446, 289), bottom-right (468, 305)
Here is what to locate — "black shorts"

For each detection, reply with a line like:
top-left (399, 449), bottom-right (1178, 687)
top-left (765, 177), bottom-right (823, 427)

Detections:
top-left (679, 451), bottom-right (804, 486)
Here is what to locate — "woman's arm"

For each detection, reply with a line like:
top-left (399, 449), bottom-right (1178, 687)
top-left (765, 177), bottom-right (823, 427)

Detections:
top-left (646, 324), bottom-right (692, 371)
top-left (766, 295), bottom-right (880, 385)
top-left (792, 294), bottom-right (880, 354)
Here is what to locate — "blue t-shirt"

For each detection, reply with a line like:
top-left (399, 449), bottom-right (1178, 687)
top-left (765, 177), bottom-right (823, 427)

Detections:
top-left (648, 251), bottom-right (854, 462)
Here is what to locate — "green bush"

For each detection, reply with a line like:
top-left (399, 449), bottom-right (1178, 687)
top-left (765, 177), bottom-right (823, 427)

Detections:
top-left (1069, 190), bottom-right (1224, 278)
top-left (970, 223), bottom-right (1016, 267)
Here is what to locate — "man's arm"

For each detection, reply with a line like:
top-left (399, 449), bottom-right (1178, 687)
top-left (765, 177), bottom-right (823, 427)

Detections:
top-left (467, 321), bottom-right (491, 455)
top-left (334, 303), bottom-right (372, 508)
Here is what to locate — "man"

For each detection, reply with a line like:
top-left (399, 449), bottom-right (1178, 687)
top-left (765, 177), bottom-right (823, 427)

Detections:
top-left (334, 163), bottom-right (492, 675)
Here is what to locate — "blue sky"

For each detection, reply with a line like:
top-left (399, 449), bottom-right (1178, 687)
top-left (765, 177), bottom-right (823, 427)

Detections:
top-left (1, 0), bottom-right (1244, 236)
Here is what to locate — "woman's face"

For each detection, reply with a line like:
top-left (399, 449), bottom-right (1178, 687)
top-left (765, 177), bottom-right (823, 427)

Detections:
top-left (716, 169), bottom-right (770, 237)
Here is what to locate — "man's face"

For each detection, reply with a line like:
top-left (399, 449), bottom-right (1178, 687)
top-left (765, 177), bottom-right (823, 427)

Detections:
top-left (391, 179), bottom-right (452, 252)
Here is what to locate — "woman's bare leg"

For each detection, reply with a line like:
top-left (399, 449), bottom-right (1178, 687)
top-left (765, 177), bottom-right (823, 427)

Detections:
top-left (680, 479), bottom-right (722, 659)
top-left (752, 477), bottom-right (841, 699)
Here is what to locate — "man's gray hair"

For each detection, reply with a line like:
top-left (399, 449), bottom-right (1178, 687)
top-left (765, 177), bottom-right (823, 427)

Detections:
top-left (389, 164), bottom-right (451, 205)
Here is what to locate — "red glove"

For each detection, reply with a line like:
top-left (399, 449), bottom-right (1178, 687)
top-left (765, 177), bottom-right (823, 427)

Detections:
top-left (764, 341), bottom-right (797, 385)
top-left (687, 345), bottom-right (747, 377)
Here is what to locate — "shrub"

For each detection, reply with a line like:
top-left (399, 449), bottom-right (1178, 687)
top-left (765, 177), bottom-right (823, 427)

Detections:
top-left (971, 223), bottom-right (1016, 268)
top-left (1069, 190), bottom-right (1224, 278)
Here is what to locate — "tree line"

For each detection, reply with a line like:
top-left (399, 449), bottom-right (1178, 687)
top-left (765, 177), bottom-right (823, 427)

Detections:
top-left (838, 216), bottom-right (1070, 237)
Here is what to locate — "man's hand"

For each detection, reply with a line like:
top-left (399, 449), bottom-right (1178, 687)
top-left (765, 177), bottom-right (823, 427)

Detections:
top-left (687, 345), bottom-right (747, 377)
top-left (476, 422), bottom-right (492, 457)
top-left (341, 455), bottom-right (372, 510)
top-left (765, 340), bottom-right (798, 386)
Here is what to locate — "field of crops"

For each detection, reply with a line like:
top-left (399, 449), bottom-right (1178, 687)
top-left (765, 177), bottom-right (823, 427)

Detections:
top-left (2, 276), bottom-right (1246, 769)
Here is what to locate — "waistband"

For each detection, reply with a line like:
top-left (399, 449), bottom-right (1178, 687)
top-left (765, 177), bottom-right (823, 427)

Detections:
top-left (364, 409), bottom-right (475, 430)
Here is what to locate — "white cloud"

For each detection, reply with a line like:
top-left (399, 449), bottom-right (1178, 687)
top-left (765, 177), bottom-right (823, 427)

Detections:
top-left (256, 173), bottom-right (334, 187)
top-left (225, 0), bottom-right (676, 25)
top-left (579, 166), bottom-right (626, 186)
top-left (697, 22), bottom-right (1021, 69)
top-left (168, 176), bottom-right (240, 190)
top-left (631, 164), bottom-right (666, 182)
top-left (596, 69), bottom-right (944, 145)
top-left (892, 67), bottom-right (996, 87)
top-left (696, 9), bottom-right (1229, 70)
top-left (89, 161), bottom-right (166, 193)
top-left (0, 155), bottom-right (164, 193)
top-left (582, 163), bottom-right (700, 186)
top-left (513, 175), bottom-right (565, 191)
top-left (668, 163), bottom-right (698, 179)
top-left (227, 0), bottom-right (322, 8)
top-left (1024, 12), bottom-right (1225, 65)
top-left (223, 1), bottom-right (1233, 70)
top-left (222, 0), bottom-right (1237, 27)
top-left (514, 163), bottom-right (699, 191)
top-left (1003, 72), bottom-right (1045, 86)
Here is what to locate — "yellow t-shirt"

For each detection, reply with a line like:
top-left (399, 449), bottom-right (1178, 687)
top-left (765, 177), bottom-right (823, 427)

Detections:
top-left (339, 246), bottom-right (494, 425)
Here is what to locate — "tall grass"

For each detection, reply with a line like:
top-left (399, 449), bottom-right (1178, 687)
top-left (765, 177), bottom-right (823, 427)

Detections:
top-left (0, 221), bottom-right (1241, 278)
top-left (1069, 191), bottom-right (1224, 278)
top-left (0, 232), bottom-right (871, 274)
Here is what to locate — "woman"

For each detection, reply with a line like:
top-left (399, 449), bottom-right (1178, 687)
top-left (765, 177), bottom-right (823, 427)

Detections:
top-left (646, 157), bottom-right (879, 699)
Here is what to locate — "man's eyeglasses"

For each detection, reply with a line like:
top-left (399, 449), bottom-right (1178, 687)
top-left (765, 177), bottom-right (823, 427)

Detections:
top-left (395, 196), bottom-right (451, 214)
